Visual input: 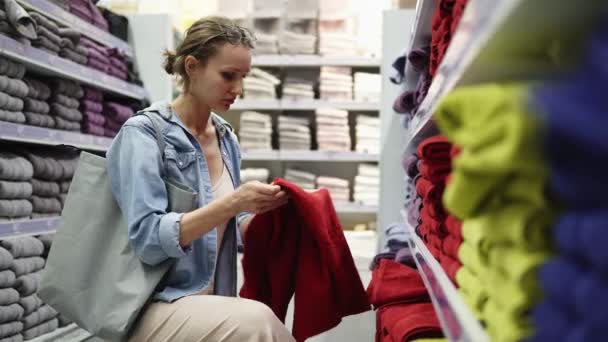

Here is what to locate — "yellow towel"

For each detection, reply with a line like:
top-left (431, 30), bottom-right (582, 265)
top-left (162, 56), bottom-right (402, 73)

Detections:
top-left (456, 267), bottom-right (488, 319)
top-left (484, 298), bottom-right (533, 342)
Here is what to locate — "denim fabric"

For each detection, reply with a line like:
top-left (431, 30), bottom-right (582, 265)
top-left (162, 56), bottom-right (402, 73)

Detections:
top-left (107, 101), bottom-right (250, 302)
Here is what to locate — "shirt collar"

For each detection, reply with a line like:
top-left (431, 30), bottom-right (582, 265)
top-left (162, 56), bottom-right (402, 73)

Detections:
top-left (151, 101), bottom-right (227, 138)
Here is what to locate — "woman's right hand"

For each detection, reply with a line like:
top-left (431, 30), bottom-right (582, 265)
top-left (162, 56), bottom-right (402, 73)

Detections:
top-left (232, 181), bottom-right (288, 214)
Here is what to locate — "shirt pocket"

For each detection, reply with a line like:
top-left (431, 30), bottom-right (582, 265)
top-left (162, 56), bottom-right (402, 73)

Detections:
top-left (163, 147), bottom-right (198, 192)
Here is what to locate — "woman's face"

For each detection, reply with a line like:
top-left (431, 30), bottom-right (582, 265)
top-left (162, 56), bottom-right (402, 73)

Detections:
top-left (186, 43), bottom-right (251, 112)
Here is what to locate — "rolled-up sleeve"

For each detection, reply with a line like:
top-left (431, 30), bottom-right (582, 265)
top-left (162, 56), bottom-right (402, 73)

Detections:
top-left (107, 124), bottom-right (189, 266)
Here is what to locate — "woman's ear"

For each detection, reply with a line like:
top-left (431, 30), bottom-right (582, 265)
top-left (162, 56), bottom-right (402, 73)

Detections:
top-left (184, 55), bottom-right (199, 79)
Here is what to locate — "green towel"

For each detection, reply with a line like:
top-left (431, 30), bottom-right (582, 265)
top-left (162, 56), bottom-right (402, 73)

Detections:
top-left (458, 238), bottom-right (486, 276)
top-left (456, 267), bottom-right (488, 319)
top-left (484, 298), bottom-right (533, 342)
top-left (435, 83), bottom-right (546, 219)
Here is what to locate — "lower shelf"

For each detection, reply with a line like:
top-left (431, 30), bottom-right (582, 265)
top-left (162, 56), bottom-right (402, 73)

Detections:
top-left (0, 217), bottom-right (59, 239)
top-left (401, 210), bottom-right (488, 342)
top-left (29, 323), bottom-right (91, 342)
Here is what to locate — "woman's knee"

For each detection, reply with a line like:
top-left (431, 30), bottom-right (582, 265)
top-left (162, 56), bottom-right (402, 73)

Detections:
top-left (228, 299), bottom-right (293, 340)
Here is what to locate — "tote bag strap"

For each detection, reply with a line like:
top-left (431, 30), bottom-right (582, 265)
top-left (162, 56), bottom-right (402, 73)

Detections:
top-left (134, 110), bottom-right (169, 174)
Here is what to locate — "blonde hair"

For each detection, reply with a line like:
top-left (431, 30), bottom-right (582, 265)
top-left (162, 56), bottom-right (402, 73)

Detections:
top-left (163, 16), bottom-right (255, 87)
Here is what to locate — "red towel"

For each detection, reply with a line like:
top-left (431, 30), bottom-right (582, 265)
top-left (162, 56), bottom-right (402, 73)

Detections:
top-left (442, 234), bottom-right (462, 260)
top-left (376, 303), bottom-right (443, 342)
top-left (416, 135), bottom-right (452, 163)
top-left (445, 215), bottom-right (463, 239)
top-left (367, 260), bottom-right (429, 309)
top-left (450, 0), bottom-right (468, 35)
top-left (240, 179), bottom-right (370, 342)
top-left (416, 177), bottom-right (433, 198)
top-left (450, 144), bottom-right (462, 158)
top-left (440, 255), bottom-right (462, 285)
top-left (419, 160), bottom-right (451, 184)
top-left (420, 206), bottom-right (447, 236)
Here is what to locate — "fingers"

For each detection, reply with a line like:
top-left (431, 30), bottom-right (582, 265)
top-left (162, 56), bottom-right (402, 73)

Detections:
top-left (255, 196), bottom-right (289, 214)
top-left (248, 182), bottom-right (281, 196)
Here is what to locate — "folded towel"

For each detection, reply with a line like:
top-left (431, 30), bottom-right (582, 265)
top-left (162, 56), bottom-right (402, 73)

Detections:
top-left (22, 78), bottom-right (50, 101)
top-left (50, 102), bottom-right (82, 122)
top-left (104, 101), bottom-right (133, 122)
top-left (0, 92), bottom-right (24, 112)
top-left (22, 305), bottom-right (57, 330)
top-left (23, 112), bottom-right (54, 128)
top-left (32, 35), bottom-right (60, 54)
top-left (83, 87), bottom-right (102, 102)
top-left (18, 295), bottom-right (42, 316)
top-left (377, 302), bottom-right (443, 341)
top-left (0, 270), bottom-right (15, 288)
top-left (29, 179), bottom-right (59, 197)
top-left (54, 80), bottom-right (83, 98)
top-left (21, 317), bottom-right (57, 340)
top-left (3, 0), bottom-right (37, 40)
top-left (20, 152), bottom-right (61, 181)
top-left (54, 116), bottom-right (81, 131)
top-left (80, 99), bottom-right (102, 113)
top-left (0, 289), bottom-right (18, 306)
top-left (555, 210), bottom-right (608, 274)
top-left (0, 76), bottom-right (28, 98)
top-left (0, 59), bottom-right (25, 79)
top-left (23, 98), bottom-right (49, 115)
top-left (0, 181), bottom-right (32, 199)
top-left (1, 238), bottom-right (43, 259)
top-left (82, 121), bottom-right (104, 136)
top-left (82, 111), bottom-right (105, 126)
top-left (0, 333), bottom-right (23, 342)
top-left (0, 249), bottom-right (12, 271)
top-left (0, 321), bottom-right (22, 339)
top-left (367, 260), bottom-right (429, 308)
top-left (0, 200), bottom-right (32, 218)
top-left (29, 196), bottom-right (61, 214)
top-left (59, 47), bottom-right (87, 65)
top-left (0, 304), bottom-right (23, 324)
top-left (53, 94), bottom-right (79, 109)
top-left (10, 257), bottom-right (44, 277)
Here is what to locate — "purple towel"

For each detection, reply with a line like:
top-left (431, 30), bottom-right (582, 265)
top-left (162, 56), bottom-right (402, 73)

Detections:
top-left (80, 99), bottom-right (102, 114)
top-left (83, 111), bottom-right (105, 126)
top-left (109, 56), bottom-right (127, 73)
top-left (104, 116), bottom-right (123, 131)
top-left (395, 247), bottom-right (416, 269)
top-left (80, 37), bottom-right (109, 57)
top-left (108, 65), bottom-right (127, 80)
top-left (82, 121), bottom-right (104, 136)
top-left (393, 90), bottom-right (416, 114)
top-left (87, 57), bottom-right (109, 73)
top-left (104, 102), bottom-right (133, 122)
top-left (86, 47), bottom-right (108, 64)
top-left (83, 88), bottom-right (103, 102)
top-left (408, 47), bottom-right (430, 73)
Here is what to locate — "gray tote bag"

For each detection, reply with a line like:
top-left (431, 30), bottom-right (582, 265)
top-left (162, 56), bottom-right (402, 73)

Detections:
top-left (39, 111), bottom-right (197, 341)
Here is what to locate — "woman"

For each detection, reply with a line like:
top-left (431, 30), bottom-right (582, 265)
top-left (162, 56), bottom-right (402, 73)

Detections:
top-left (107, 17), bottom-right (294, 341)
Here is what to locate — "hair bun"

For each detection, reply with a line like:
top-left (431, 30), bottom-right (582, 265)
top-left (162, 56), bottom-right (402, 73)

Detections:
top-left (163, 50), bottom-right (176, 75)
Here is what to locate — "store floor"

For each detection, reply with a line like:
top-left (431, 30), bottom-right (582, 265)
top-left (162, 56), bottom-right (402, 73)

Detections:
top-left (236, 231), bottom-right (377, 342)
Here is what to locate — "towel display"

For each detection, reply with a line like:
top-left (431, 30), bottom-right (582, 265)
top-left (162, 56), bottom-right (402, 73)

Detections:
top-left (238, 111), bottom-right (272, 151)
top-left (240, 168), bottom-right (270, 184)
top-left (316, 176), bottom-right (350, 203)
top-left (354, 72), bottom-right (381, 102)
top-left (103, 101), bottom-right (133, 137)
top-left (282, 70), bottom-right (316, 100)
top-left (284, 169), bottom-right (316, 192)
top-left (278, 115), bottom-right (311, 150)
top-left (0, 238), bottom-right (43, 260)
top-left (80, 87), bottom-right (104, 136)
top-left (355, 115), bottom-right (379, 154)
top-left (243, 68), bottom-right (279, 99)
top-left (319, 67), bottom-right (352, 100)
top-left (354, 164), bottom-right (379, 206)
top-left (279, 29), bottom-right (316, 55)
top-left (315, 108), bottom-right (350, 151)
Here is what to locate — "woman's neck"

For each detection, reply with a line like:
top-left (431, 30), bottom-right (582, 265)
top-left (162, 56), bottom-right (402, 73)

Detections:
top-left (171, 93), bottom-right (212, 136)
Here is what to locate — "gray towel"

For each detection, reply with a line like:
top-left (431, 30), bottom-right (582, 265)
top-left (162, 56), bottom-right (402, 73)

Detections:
top-left (53, 116), bottom-right (80, 131)
top-left (52, 94), bottom-right (78, 110)
top-left (0, 289), bottom-right (18, 306)
top-left (32, 35), bottom-right (60, 54)
top-left (17, 295), bottom-right (42, 316)
top-left (22, 305), bottom-right (57, 329)
top-left (21, 153), bottom-right (61, 181)
top-left (3, 0), bottom-right (37, 40)
top-left (0, 182), bottom-right (31, 199)
top-left (57, 28), bottom-right (80, 45)
top-left (0, 249), bottom-right (13, 271)
top-left (29, 179), bottom-right (59, 197)
top-left (54, 80), bottom-right (83, 98)
top-left (32, 22), bottom-right (60, 46)
top-left (23, 112), bottom-right (55, 128)
top-left (58, 37), bottom-right (73, 50)
top-left (10, 257), bottom-right (44, 277)
top-left (0, 92), bottom-right (23, 112)
top-left (50, 103), bottom-right (82, 122)
top-left (0, 77), bottom-right (28, 99)
top-left (0, 200), bottom-right (33, 218)
top-left (57, 159), bottom-right (77, 181)
top-left (1, 238), bottom-right (43, 259)
top-left (0, 110), bottom-right (25, 124)
top-left (0, 304), bottom-right (23, 324)
top-left (0, 333), bottom-right (23, 342)
top-left (22, 317), bottom-right (56, 340)
top-left (58, 194), bottom-right (66, 208)
top-left (0, 153), bottom-right (33, 182)
top-left (28, 12), bottom-right (58, 34)
top-left (29, 196), bottom-right (61, 214)
top-left (35, 235), bottom-right (52, 258)
top-left (14, 272), bottom-right (40, 296)
top-left (59, 48), bottom-right (87, 65)
top-left (74, 44), bottom-right (88, 57)
top-left (22, 98), bottom-right (49, 115)
top-left (58, 181), bottom-right (70, 194)
top-left (0, 321), bottom-right (22, 339)
top-left (0, 59), bottom-right (25, 80)
top-left (0, 271), bottom-right (15, 288)
top-left (22, 79), bottom-right (50, 101)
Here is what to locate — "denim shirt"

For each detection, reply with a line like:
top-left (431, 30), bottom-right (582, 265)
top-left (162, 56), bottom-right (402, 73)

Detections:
top-left (106, 101), bottom-right (249, 302)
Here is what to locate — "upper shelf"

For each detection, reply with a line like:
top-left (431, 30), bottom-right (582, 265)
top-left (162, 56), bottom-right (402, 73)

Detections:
top-left (0, 34), bottom-right (147, 100)
top-left (252, 55), bottom-right (381, 67)
top-left (231, 99), bottom-right (380, 111)
top-left (401, 210), bottom-right (489, 342)
top-left (404, 0), bottom-right (436, 88)
top-left (242, 150), bottom-right (379, 162)
top-left (405, 0), bottom-right (606, 146)
top-left (0, 121), bottom-right (112, 151)
top-left (16, 0), bottom-right (133, 57)
top-left (0, 216), bottom-right (59, 239)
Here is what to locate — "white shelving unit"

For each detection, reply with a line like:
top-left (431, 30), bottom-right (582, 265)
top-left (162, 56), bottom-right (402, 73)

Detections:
top-left (253, 55), bottom-right (381, 67)
top-left (243, 150), bottom-right (379, 162)
top-left (0, 122), bottom-right (112, 151)
top-left (401, 211), bottom-right (488, 342)
top-left (28, 323), bottom-right (91, 342)
top-left (0, 217), bottom-right (59, 239)
top-left (231, 99), bottom-right (380, 111)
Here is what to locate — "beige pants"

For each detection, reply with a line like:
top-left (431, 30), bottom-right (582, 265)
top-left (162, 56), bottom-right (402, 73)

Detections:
top-left (128, 295), bottom-right (295, 342)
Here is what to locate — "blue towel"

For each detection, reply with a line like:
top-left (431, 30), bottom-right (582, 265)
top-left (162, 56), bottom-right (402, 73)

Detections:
top-left (555, 210), bottom-right (608, 275)
top-left (528, 300), bottom-right (573, 342)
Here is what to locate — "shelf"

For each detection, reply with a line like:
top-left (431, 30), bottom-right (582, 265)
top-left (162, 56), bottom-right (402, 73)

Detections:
top-left (29, 323), bottom-right (91, 342)
top-left (16, 0), bottom-right (133, 57)
top-left (0, 121), bottom-right (112, 151)
top-left (242, 150), bottom-right (379, 162)
top-left (405, 0), bottom-right (605, 146)
top-left (404, 0), bottom-right (436, 88)
top-left (231, 99), bottom-right (380, 111)
top-left (0, 217), bottom-right (60, 239)
top-left (0, 35), bottom-right (147, 100)
top-left (252, 54), bottom-right (381, 67)
top-left (335, 203), bottom-right (377, 215)
top-left (400, 210), bottom-right (488, 342)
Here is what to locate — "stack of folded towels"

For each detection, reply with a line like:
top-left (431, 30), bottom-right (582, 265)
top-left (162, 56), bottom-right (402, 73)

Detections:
top-left (9, 237), bottom-right (59, 340)
top-left (0, 244), bottom-right (25, 341)
top-left (103, 101), bottom-right (133, 137)
top-left (284, 169), bottom-right (316, 192)
top-left (107, 48), bottom-right (128, 80)
top-left (36, 234), bottom-right (71, 328)
top-left (55, 155), bottom-right (77, 209)
top-left (28, 12), bottom-right (61, 56)
top-left (238, 111), bottom-right (272, 151)
top-left (319, 67), bottom-right (352, 100)
top-left (354, 72), bottom-right (381, 102)
top-left (21, 151), bottom-right (63, 219)
top-left (315, 108), bottom-right (350, 151)
top-left (0, 57), bottom-right (26, 125)
top-left (0, 153), bottom-right (34, 221)
top-left (355, 114), bottom-right (379, 154)
top-left (254, 32), bottom-right (278, 55)
top-left (57, 26), bottom-right (88, 66)
top-left (279, 29), bottom-right (316, 54)
top-left (50, 79), bottom-right (83, 131)
top-left (316, 176), bottom-right (350, 203)
top-left (80, 37), bottom-right (109, 74)
top-left (282, 70), bottom-right (316, 100)
top-left (243, 68), bottom-right (280, 100)
top-left (354, 164), bottom-right (379, 206)
top-left (80, 87), bottom-right (104, 136)
top-left (23, 77), bottom-right (53, 128)
top-left (241, 168), bottom-right (270, 184)
top-left (0, 0), bottom-right (37, 43)
top-left (66, 0), bottom-right (108, 31)
top-left (278, 115), bottom-right (310, 150)
top-left (318, 20), bottom-right (357, 56)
